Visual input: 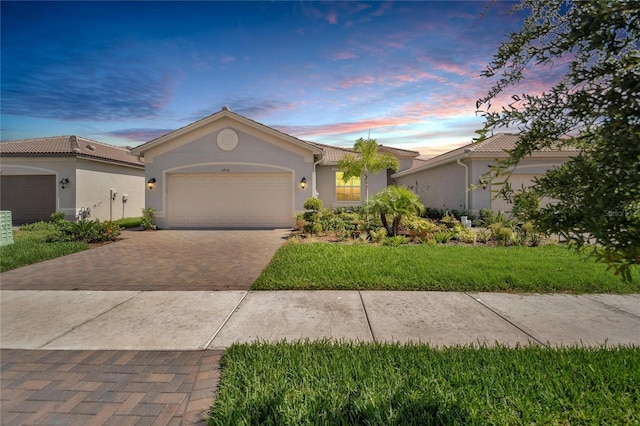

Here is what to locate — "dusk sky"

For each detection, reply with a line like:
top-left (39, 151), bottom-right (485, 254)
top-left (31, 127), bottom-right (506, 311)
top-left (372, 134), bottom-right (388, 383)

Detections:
top-left (1, 1), bottom-right (561, 156)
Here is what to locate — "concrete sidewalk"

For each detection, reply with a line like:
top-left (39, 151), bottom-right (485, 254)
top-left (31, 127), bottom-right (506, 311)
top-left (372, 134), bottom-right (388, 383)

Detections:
top-left (2, 290), bottom-right (639, 350)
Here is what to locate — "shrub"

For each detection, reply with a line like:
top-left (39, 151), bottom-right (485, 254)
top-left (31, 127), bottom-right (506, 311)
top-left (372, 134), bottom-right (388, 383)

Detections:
top-left (48, 219), bottom-right (121, 243)
top-left (368, 227), bottom-right (387, 244)
top-left (433, 230), bottom-right (454, 244)
top-left (453, 226), bottom-right (477, 244)
top-left (480, 209), bottom-right (512, 226)
top-left (404, 216), bottom-right (437, 242)
top-left (50, 211), bottom-right (65, 222)
top-left (141, 208), bottom-right (156, 230)
top-left (440, 213), bottom-right (460, 229)
top-left (382, 235), bottom-right (410, 246)
top-left (303, 197), bottom-right (323, 212)
top-left (489, 223), bottom-right (514, 245)
top-left (476, 228), bottom-right (493, 243)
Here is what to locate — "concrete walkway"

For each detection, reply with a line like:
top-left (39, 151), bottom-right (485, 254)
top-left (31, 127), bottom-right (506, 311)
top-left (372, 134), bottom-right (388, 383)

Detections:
top-left (2, 290), bottom-right (639, 425)
top-left (3, 290), bottom-right (639, 350)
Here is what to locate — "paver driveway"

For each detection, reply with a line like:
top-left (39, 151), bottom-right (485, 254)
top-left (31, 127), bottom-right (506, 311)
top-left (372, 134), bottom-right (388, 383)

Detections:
top-left (0, 229), bottom-right (289, 291)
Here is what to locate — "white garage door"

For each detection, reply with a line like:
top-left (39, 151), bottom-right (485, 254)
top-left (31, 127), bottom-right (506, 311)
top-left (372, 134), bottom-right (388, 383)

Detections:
top-left (491, 174), bottom-right (535, 214)
top-left (168, 173), bottom-right (292, 228)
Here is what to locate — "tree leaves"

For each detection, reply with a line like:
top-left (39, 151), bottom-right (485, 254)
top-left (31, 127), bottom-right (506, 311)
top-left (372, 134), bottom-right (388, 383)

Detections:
top-left (477, 0), bottom-right (640, 280)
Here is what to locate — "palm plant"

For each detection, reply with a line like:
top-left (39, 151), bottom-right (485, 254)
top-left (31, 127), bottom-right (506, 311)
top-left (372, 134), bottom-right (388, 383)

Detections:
top-left (366, 186), bottom-right (424, 237)
top-left (337, 138), bottom-right (399, 205)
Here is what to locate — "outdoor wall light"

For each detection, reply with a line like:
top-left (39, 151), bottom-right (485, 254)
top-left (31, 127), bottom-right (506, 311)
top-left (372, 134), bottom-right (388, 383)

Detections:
top-left (147, 177), bottom-right (156, 190)
top-left (479, 177), bottom-right (488, 190)
top-left (59, 178), bottom-right (70, 189)
top-left (300, 177), bottom-right (307, 189)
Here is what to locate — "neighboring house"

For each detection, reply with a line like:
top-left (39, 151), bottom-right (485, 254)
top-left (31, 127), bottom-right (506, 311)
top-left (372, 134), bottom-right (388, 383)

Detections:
top-left (131, 107), bottom-right (419, 229)
top-left (393, 133), bottom-right (580, 215)
top-left (0, 136), bottom-right (145, 225)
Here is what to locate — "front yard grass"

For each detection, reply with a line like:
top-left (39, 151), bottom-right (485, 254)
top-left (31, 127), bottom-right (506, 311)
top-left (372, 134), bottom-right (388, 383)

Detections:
top-left (253, 242), bottom-right (640, 293)
top-left (208, 341), bottom-right (640, 425)
top-left (0, 225), bottom-right (88, 272)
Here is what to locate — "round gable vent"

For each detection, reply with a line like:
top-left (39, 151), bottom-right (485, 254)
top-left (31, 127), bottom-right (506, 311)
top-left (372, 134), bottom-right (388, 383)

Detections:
top-left (217, 129), bottom-right (238, 151)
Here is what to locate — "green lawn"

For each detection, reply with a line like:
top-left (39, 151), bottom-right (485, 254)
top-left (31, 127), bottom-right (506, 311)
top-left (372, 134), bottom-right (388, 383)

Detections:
top-left (208, 341), bottom-right (640, 425)
top-left (0, 226), bottom-right (88, 272)
top-left (253, 242), bottom-right (639, 293)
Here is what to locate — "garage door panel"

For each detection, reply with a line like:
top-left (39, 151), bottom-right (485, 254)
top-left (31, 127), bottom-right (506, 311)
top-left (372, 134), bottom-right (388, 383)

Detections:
top-left (168, 173), bottom-right (292, 228)
top-left (0, 175), bottom-right (56, 225)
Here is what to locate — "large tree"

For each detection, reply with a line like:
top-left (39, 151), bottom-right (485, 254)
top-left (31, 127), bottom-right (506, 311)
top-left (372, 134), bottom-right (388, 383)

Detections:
top-left (338, 138), bottom-right (399, 204)
top-left (476, 0), bottom-right (640, 280)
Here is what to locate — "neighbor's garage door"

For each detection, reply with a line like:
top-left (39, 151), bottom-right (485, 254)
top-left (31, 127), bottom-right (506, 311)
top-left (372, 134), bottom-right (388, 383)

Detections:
top-left (491, 174), bottom-right (536, 214)
top-left (168, 173), bottom-right (292, 228)
top-left (0, 175), bottom-right (56, 225)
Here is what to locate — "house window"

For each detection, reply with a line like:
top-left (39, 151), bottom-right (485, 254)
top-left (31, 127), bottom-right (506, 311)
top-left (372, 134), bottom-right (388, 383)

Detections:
top-left (335, 172), bottom-right (361, 201)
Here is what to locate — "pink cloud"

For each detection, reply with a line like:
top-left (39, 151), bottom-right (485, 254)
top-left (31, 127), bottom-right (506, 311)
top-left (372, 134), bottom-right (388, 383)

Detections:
top-left (331, 51), bottom-right (358, 60)
top-left (434, 63), bottom-right (470, 77)
top-left (339, 75), bottom-right (379, 88)
top-left (327, 10), bottom-right (337, 24)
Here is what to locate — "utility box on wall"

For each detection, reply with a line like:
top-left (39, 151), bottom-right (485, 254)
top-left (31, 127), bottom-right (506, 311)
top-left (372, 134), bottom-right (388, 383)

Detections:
top-left (0, 211), bottom-right (14, 246)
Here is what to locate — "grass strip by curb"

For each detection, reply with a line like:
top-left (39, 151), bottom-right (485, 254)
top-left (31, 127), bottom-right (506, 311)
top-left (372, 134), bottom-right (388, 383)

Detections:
top-left (209, 341), bottom-right (640, 425)
top-left (253, 243), bottom-right (639, 293)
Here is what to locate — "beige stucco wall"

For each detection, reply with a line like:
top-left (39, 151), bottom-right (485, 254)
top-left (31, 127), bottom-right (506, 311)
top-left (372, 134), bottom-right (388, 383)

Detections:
top-left (75, 159), bottom-right (145, 221)
top-left (396, 161), bottom-right (467, 211)
top-left (142, 125), bottom-right (314, 228)
top-left (0, 157), bottom-right (144, 221)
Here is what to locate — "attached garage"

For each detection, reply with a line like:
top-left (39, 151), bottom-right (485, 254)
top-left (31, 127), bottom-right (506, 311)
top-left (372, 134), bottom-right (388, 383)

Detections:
top-left (168, 173), bottom-right (292, 228)
top-left (0, 175), bottom-right (56, 225)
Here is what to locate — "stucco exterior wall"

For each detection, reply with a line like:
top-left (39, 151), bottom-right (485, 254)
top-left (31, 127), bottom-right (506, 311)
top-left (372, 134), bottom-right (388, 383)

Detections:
top-left (467, 156), bottom-right (572, 214)
top-left (75, 159), bottom-right (145, 221)
top-left (142, 126), bottom-right (314, 228)
top-left (396, 162), bottom-right (466, 211)
top-left (0, 157), bottom-right (143, 221)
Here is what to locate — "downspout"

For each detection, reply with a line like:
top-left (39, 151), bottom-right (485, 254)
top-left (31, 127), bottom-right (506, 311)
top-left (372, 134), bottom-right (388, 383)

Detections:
top-left (312, 157), bottom-right (323, 198)
top-left (456, 149), bottom-right (472, 210)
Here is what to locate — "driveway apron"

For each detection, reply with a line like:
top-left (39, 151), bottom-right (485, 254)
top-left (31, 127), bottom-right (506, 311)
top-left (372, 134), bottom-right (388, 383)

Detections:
top-left (0, 229), bottom-right (289, 291)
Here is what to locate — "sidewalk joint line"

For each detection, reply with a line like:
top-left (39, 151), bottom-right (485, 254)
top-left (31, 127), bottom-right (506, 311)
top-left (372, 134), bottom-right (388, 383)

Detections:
top-left (203, 291), bottom-right (248, 349)
top-left (358, 291), bottom-right (376, 342)
top-left (583, 295), bottom-right (640, 319)
top-left (464, 293), bottom-right (548, 347)
top-left (37, 291), bottom-right (141, 349)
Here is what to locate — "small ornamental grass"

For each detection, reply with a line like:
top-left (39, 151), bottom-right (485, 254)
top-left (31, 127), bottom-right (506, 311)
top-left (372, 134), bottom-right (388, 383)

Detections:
top-left (253, 242), bottom-right (640, 293)
top-left (208, 341), bottom-right (640, 425)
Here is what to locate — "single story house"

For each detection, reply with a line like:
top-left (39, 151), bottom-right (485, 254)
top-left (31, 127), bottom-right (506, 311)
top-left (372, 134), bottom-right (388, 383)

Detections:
top-left (393, 133), bottom-right (579, 215)
top-left (131, 106), bottom-right (421, 229)
top-left (0, 136), bottom-right (145, 225)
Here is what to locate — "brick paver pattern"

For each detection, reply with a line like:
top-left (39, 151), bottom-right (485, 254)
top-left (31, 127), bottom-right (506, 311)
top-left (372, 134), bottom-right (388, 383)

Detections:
top-left (1, 349), bottom-right (222, 426)
top-left (0, 229), bottom-right (288, 291)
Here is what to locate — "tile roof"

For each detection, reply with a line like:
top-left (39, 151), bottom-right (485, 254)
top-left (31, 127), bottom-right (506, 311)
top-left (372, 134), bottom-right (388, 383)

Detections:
top-left (378, 145), bottom-right (420, 157)
top-left (0, 136), bottom-right (144, 168)
top-left (306, 141), bottom-right (356, 162)
top-left (393, 133), bottom-right (579, 178)
top-left (307, 141), bottom-right (420, 164)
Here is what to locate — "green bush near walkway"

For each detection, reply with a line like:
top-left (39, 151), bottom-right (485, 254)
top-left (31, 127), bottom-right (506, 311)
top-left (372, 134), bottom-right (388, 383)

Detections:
top-left (208, 341), bottom-right (640, 425)
top-left (253, 242), bottom-right (640, 293)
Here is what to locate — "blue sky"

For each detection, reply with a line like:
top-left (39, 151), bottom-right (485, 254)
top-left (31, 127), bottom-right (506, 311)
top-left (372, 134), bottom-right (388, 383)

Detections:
top-left (1, 1), bottom-right (554, 156)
